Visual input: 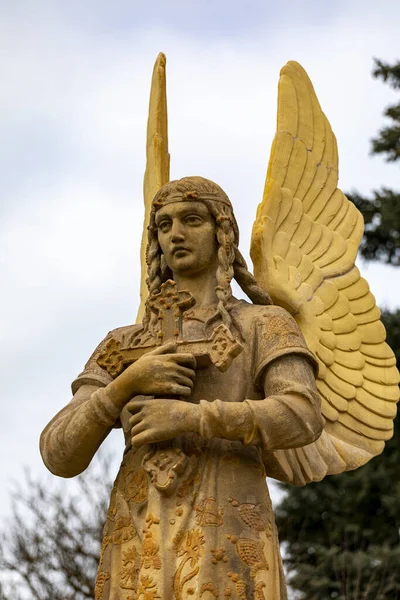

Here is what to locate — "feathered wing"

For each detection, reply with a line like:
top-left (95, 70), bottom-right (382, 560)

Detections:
top-left (250, 61), bottom-right (399, 486)
top-left (137, 53), bottom-right (170, 324)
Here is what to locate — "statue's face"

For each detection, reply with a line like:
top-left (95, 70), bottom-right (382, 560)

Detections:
top-left (155, 201), bottom-right (218, 277)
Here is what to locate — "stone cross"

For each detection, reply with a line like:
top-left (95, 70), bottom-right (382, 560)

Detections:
top-left (147, 280), bottom-right (195, 343)
top-left (97, 280), bottom-right (243, 378)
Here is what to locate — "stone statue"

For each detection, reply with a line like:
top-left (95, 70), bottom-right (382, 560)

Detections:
top-left (40, 55), bottom-right (399, 600)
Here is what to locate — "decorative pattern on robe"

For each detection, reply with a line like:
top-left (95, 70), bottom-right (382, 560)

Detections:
top-left (40, 300), bottom-right (321, 600)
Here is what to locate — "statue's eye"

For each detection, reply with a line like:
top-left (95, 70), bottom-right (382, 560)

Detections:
top-left (158, 220), bottom-right (171, 232)
top-left (185, 215), bottom-right (202, 226)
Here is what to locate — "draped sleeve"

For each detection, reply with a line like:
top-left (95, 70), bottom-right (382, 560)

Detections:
top-left (253, 305), bottom-right (318, 389)
top-left (198, 305), bottom-right (323, 453)
top-left (40, 324), bottom-right (142, 476)
top-left (71, 332), bottom-right (114, 394)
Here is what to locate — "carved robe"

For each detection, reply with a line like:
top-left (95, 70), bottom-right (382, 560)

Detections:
top-left (40, 300), bottom-right (321, 600)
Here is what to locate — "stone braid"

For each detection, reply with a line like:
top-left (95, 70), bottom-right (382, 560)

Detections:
top-left (214, 215), bottom-right (236, 328)
top-left (146, 239), bottom-right (162, 296)
top-left (142, 216), bottom-right (164, 333)
top-left (233, 247), bottom-right (273, 306)
top-left (200, 202), bottom-right (236, 329)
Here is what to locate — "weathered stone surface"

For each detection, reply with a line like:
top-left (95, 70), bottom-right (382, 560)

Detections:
top-left (41, 176), bottom-right (323, 598)
top-left (40, 56), bottom-right (399, 599)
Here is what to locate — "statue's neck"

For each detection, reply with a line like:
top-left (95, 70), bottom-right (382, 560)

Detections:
top-left (172, 269), bottom-right (219, 309)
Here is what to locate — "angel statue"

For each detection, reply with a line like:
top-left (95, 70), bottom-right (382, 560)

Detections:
top-left (40, 54), bottom-right (399, 600)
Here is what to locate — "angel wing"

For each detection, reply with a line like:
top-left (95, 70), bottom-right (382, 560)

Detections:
top-left (251, 61), bottom-right (400, 485)
top-left (136, 53), bottom-right (170, 324)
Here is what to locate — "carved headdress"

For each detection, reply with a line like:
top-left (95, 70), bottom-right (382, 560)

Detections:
top-left (149, 176), bottom-right (239, 243)
top-left (152, 176), bottom-right (234, 208)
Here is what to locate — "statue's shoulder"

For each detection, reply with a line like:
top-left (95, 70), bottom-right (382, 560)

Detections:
top-left (71, 323), bottom-right (141, 394)
top-left (231, 299), bottom-right (296, 326)
top-left (238, 301), bottom-right (306, 342)
top-left (231, 300), bottom-right (317, 380)
top-left (105, 323), bottom-right (143, 345)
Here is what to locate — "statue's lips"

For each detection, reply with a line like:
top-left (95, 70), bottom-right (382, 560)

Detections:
top-left (172, 246), bottom-right (191, 256)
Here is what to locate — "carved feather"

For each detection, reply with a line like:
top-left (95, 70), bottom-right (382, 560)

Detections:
top-left (251, 61), bottom-right (400, 484)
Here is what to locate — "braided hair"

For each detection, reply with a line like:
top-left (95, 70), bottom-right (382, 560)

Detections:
top-left (142, 176), bottom-right (272, 336)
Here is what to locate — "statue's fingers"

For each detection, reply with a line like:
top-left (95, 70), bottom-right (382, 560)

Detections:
top-left (175, 365), bottom-right (196, 380)
top-left (130, 422), bottom-right (147, 437)
top-left (131, 429), bottom-right (153, 448)
top-left (129, 413), bottom-right (142, 427)
top-left (126, 399), bottom-right (146, 414)
top-left (148, 341), bottom-right (177, 355)
top-left (131, 430), bottom-right (153, 448)
top-left (170, 353), bottom-right (197, 369)
top-left (169, 383), bottom-right (192, 397)
top-left (173, 374), bottom-right (194, 389)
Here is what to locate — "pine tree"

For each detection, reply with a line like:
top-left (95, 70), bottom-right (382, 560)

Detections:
top-left (276, 59), bottom-right (400, 600)
top-left (348, 59), bottom-right (400, 265)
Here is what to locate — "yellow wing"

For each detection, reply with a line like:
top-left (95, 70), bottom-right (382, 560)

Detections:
top-left (251, 61), bottom-right (399, 485)
top-left (136, 53), bottom-right (170, 323)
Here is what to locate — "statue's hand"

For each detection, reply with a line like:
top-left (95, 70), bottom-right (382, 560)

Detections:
top-left (127, 398), bottom-right (200, 447)
top-left (106, 342), bottom-right (196, 407)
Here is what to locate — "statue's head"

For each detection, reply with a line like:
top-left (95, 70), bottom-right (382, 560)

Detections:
top-left (148, 176), bottom-right (238, 283)
top-left (144, 176), bottom-right (271, 331)
top-left (151, 176), bottom-right (239, 242)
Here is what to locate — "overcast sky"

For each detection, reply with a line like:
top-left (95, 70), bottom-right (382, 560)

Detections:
top-left (1, 0), bottom-right (400, 520)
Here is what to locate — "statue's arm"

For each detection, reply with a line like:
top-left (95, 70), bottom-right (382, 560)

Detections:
top-left (40, 341), bottom-right (197, 477)
top-left (40, 384), bottom-right (122, 478)
top-left (198, 353), bottom-right (323, 450)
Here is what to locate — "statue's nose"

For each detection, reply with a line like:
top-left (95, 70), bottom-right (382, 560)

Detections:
top-left (171, 220), bottom-right (185, 242)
